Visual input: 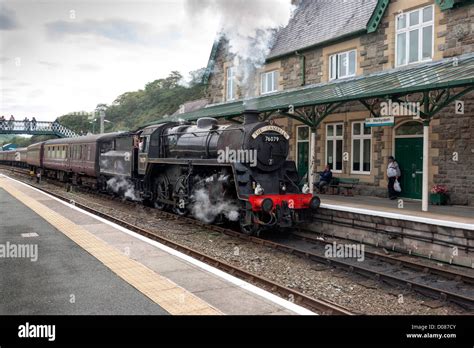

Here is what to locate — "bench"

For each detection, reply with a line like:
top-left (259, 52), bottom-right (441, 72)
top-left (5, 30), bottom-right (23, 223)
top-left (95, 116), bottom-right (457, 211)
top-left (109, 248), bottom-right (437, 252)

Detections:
top-left (329, 178), bottom-right (359, 196)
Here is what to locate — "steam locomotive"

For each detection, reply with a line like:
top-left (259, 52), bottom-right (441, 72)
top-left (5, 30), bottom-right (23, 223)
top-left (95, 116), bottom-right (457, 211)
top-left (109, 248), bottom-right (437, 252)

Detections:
top-left (0, 110), bottom-right (320, 235)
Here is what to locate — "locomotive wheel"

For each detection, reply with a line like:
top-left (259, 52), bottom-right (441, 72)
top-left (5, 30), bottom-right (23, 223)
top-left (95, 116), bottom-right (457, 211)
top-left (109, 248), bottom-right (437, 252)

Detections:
top-left (154, 177), bottom-right (170, 210)
top-left (239, 213), bottom-right (260, 236)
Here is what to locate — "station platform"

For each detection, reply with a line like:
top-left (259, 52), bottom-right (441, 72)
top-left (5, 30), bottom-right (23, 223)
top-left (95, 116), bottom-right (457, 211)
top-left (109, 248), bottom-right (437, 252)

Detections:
top-left (320, 194), bottom-right (474, 228)
top-left (0, 174), bottom-right (310, 315)
top-left (306, 194), bottom-right (474, 268)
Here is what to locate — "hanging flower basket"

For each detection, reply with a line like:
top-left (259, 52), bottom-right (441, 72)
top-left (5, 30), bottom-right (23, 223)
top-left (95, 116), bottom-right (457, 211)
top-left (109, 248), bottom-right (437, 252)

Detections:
top-left (430, 185), bottom-right (448, 205)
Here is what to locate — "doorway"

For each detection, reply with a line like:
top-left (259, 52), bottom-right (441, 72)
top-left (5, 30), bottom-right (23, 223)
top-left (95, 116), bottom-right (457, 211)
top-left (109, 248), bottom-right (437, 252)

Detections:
top-left (394, 121), bottom-right (423, 199)
top-left (296, 125), bottom-right (309, 182)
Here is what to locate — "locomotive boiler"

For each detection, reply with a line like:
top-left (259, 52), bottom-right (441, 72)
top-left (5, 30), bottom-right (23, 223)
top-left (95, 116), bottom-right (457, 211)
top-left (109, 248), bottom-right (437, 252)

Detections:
top-left (139, 110), bottom-right (320, 234)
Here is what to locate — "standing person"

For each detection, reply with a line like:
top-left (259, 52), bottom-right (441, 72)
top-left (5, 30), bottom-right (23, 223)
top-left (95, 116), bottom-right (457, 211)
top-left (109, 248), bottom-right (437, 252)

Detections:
top-left (8, 115), bottom-right (15, 130)
top-left (387, 156), bottom-right (401, 200)
top-left (0, 115), bottom-right (5, 130)
top-left (31, 117), bottom-right (37, 131)
top-left (315, 164), bottom-right (333, 193)
top-left (23, 117), bottom-right (30, 131)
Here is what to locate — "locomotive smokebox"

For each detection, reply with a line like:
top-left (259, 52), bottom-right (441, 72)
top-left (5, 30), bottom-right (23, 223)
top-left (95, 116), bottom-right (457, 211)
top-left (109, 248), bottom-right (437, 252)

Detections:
top-left (243, 110), bottom-right (260, 125)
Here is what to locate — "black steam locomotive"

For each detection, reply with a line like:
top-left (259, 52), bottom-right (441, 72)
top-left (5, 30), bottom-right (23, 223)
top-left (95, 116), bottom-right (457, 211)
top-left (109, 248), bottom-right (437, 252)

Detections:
top-left (0, 110), bottom-right (320, 235)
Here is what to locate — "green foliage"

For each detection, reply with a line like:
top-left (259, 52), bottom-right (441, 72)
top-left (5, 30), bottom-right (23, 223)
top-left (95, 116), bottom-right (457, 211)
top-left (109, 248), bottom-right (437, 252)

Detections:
top-left (57, 114), bottom-right (92, 134)
top-left (59, 70), bottom-right (206, 133)
top-left (0, 135), bottom-right (55, 148)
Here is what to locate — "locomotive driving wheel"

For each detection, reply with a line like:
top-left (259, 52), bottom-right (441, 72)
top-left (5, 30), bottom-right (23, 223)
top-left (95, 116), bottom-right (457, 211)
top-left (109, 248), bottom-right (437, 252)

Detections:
top-left (239, 209), bottom-right (261, 236)
top-left (154, 176), bottom-right (170, 210)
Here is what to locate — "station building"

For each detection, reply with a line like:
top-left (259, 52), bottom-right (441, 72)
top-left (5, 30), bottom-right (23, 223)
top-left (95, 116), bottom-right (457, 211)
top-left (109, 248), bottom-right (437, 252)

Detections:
top-left (178, 0), bottom-right (474, 206)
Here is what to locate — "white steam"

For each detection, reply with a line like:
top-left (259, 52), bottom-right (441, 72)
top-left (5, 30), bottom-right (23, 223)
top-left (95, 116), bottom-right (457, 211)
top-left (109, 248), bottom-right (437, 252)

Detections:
top-left (107, 176), bottom-right (140, 201)
top-left (190, 174), bottom-right (240, 223)
top-left (186, 0), bottom-right (295, 95)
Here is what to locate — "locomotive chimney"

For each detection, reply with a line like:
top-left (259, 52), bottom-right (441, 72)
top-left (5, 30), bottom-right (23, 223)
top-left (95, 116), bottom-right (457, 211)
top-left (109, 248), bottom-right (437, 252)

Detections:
top-left (243, 110), bottom-right (260, 125)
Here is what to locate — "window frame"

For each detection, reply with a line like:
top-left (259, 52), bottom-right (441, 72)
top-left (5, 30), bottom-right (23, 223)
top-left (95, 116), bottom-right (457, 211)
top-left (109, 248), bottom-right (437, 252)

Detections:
top-left (395, 4), bottom-right (434, 67)
top-left (325, 123), bottom-right (344, 173)
top-left (226, 66), bottom-right (236, 101)
top-left (260, 70), bottom-right (279, 95)
top-left (351, 121), bottom-right (372, 175)
top-left (329, 49), bottom-right (357, 81)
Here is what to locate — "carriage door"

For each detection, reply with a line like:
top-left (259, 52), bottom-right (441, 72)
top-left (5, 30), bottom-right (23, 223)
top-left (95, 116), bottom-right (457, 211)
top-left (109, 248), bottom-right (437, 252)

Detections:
top-left (138, 135), bottom-right (149, 175)
top-left (296, 126), bottom-right (309, 182)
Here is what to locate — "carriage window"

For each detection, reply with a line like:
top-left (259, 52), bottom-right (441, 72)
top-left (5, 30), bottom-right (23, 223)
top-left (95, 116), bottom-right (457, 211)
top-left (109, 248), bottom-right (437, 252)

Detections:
top-left (87, 145), bottom-right (91, 161)
top-left (115, 137), bottom-right (131, 151)
top-left (140, 137), bottom-right (149, 153)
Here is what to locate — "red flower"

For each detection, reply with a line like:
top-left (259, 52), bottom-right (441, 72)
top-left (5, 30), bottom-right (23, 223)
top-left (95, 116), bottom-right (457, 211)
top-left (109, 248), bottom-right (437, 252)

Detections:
top-left (431, 185), bottom-right (448, 194)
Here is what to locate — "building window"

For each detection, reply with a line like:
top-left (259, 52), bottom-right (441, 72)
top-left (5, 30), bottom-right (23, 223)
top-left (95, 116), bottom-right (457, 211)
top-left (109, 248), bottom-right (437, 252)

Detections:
top-left (261, 70), bottom-right (278, 94)
top-left (226, 67), bottom-right (236, 101)
top-left (329, 50), bottom-right (356, 80)
top-left (296, 125), bottom-right (310, 180)
top-left (396, 5), bottom-right (434, 66)
top-left (326, 123), bottom-right (344, 172)
top-left (351, 122), bottom-right (372, 174)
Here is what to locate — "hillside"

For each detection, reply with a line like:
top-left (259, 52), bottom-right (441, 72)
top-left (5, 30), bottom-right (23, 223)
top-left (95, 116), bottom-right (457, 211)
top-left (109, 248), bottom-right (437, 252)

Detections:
top-left (60, 70), bottom-right (206, 134)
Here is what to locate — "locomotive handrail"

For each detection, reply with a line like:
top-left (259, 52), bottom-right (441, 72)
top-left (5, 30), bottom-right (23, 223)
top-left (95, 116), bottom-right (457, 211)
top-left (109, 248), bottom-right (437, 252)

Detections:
top-left (0, 120), bottom-right (78, 138)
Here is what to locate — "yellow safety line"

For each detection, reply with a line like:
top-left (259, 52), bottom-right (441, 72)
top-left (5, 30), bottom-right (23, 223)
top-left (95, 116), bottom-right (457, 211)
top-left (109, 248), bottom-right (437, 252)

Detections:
top-left (0, 177), bottom-right (222, 315)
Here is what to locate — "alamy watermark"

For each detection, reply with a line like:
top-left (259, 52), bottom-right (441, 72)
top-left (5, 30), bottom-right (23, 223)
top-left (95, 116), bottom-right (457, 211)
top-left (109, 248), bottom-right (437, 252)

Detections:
top-left (325, 242), bottom-right (365, 262)
top-left (380, 100), bottom-right (421, 118)
top-left (18, 322), bottom-right (55, 341)
top-left (0, 242), bottom-right (38, 262)
top-left (217, 147), bottom-right (257, 167)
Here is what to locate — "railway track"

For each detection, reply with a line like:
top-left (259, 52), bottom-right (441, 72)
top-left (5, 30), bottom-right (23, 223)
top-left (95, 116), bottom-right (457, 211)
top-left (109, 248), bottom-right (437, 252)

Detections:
top-left (3, 165), bottom-right (473, 311)
top-left (0, 168), bottom-right (351, 315)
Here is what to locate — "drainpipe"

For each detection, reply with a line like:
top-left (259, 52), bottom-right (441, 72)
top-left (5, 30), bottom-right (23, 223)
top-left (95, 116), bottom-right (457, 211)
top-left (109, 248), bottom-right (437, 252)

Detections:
top-left (422, 94), bottom-right (430, 212)
top-left (309, 127), bottom-right (316, 193)
top-left (295, 51), bottom-right (306, 86)
top-left (422, 119), bottom-right (430, 212)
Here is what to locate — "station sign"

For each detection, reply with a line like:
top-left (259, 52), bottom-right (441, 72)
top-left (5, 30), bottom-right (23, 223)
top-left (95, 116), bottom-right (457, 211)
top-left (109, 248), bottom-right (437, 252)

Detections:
top-left (365, 116), bottom-right (394, 127)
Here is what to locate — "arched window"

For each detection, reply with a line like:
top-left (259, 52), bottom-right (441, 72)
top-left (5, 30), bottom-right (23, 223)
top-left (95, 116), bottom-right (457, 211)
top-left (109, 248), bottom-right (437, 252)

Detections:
top-left (395, 121), bottom-right (423, 136)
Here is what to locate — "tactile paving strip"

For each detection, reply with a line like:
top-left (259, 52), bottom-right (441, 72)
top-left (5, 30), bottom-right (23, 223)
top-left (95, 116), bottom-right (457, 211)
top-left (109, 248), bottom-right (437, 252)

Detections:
top-left (0, 177), bottom-right (222, 315)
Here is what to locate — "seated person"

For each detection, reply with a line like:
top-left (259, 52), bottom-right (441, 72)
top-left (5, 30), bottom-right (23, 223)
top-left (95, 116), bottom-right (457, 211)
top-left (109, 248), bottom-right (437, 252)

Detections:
top-left (315, 165), bottom-right (333, 193)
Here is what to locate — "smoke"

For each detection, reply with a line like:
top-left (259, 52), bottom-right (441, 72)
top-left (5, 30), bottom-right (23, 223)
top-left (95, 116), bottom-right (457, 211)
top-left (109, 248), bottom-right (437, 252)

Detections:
top-left (186, 0), bottom-right (295, 96)
top-left (106, 176), bottom-right (140, 201)
top-left (190, 174), bottom-right (240, 223)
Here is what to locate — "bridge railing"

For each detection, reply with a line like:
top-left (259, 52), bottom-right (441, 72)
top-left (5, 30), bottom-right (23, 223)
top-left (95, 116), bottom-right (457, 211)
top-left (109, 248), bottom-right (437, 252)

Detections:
top-left (0, 120), bottom-right (77, 138)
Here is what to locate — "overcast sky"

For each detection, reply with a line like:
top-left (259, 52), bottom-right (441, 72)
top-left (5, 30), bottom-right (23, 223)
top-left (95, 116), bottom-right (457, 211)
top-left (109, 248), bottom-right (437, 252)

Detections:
top-left (0, 0), bottom-right (221, 121)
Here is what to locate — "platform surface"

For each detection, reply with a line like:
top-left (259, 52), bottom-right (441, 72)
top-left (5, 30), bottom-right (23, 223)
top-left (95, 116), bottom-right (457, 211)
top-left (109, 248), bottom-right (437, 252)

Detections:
top-left (320, 194), bottom-right (474, 229)
top-left (0, 175), bottom-right (304, 315)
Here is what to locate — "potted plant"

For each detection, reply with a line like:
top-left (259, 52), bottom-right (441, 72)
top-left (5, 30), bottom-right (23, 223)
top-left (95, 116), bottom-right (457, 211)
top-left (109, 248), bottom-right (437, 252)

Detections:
top-left (430, 185), bottom-right (448, 205)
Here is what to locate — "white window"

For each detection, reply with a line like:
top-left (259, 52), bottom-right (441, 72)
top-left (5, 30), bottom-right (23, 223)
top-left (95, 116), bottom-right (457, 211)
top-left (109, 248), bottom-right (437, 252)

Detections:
top-left (326, 123), bottom-right (344, 172)
top-left (329, 50), bottom-right (356, 80)
top-left (261, 70), bottom-right (278, 94)
top-left (396, 5), bottom-right (434, 66)
top-left (226, 67), bottom-right (236, 101)
top-left (351, 122), bottom-right (372, 174)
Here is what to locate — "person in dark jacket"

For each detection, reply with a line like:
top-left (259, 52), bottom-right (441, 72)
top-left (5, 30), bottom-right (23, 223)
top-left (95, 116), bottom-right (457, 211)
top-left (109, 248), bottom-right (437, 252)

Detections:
top-left (315, 165), bottom-right (333, 193)
top-left (387, 156), bottom-right (401, 200)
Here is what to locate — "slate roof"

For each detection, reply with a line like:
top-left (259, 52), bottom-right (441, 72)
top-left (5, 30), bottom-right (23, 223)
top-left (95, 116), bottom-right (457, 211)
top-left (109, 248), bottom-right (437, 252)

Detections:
top-left (150, 53), bottom-right (474, 124)
top-left (267, 0), bottom-right (379, 59)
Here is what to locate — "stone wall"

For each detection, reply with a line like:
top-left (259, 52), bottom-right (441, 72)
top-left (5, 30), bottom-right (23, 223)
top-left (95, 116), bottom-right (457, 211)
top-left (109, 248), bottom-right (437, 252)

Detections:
top-left (441, 4), bottom-right (474, 57)
top-left (204, 2), bottom-right (474, 204)
top-left (432, 95), bottom-right (474, 205)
